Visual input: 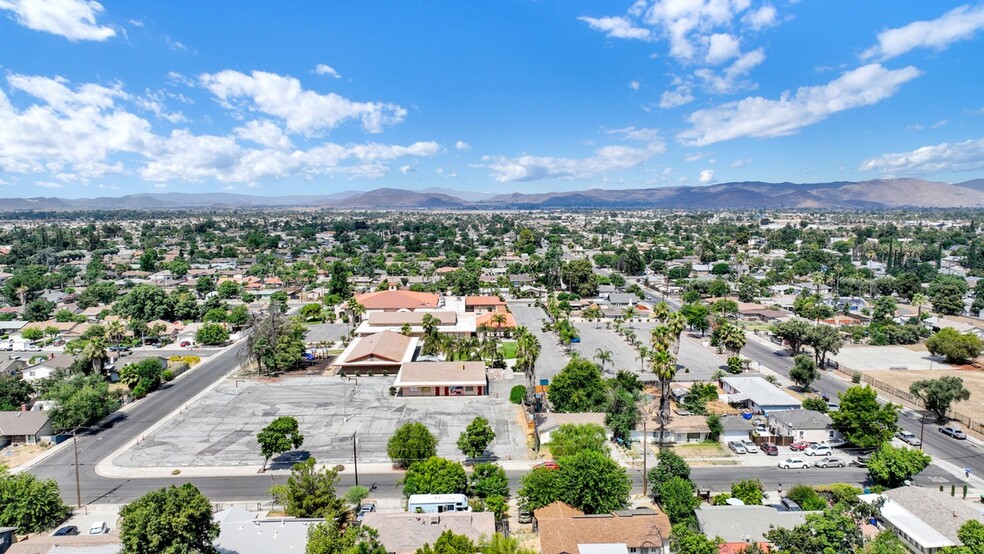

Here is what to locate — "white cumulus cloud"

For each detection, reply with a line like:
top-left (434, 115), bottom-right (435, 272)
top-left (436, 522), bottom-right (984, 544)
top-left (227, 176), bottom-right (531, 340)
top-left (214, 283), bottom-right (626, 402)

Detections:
top-left (578, 15), bottom-right (653, 40)
top-left (483, 141), bottom-right (665, 183)
top-left (705, 33), bottom-right (741, 65)
top-left (606, 126), bottom-right (662, 142)
top-left (860, 137), bottom-right (984, 174)
top-left (698, 169), bottom-right (716, 183)
top-left (314, 64), bottom-right (341, 78)
top-left (730, 157), bottom-right (752, 168)
top-left (454, 140), bottom-right (470, 151)
top-left (678, 63), bottom-right (922, 146)
top-left (199, 70), bottom-right (406, 135)
top-left (862, 4), bottom-right (984, 61)
top-left (0, 0), bottom-right (115, 41)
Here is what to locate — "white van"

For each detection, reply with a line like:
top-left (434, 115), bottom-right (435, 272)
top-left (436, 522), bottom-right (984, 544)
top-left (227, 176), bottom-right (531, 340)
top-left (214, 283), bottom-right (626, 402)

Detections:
top-left (407, 494), bottom-right (470, 514)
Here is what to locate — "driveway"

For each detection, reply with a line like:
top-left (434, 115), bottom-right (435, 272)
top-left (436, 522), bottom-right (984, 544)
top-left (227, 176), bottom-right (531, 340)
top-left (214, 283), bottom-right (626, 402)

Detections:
top-left (508, 302), bottom-right (569, 381)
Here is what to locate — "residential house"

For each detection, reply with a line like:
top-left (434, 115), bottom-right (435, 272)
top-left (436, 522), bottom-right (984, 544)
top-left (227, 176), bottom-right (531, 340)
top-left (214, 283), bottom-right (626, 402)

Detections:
top-left (767, 410), bottom-right (840, 444)
top-left (606, 293), bottom-right (637, 308)
top-left (718, 415), bottom-right (754, 444)
top-left (23, 354), bottom-right (76, 382)
top-left (392, 361), bottom-right (488, 397)
top-left (332, 331), bottom-right (418, 375)
top-left (535, 501), bottom-right (672, 554)
top-left (354, 290), bottom-right (441, 312)
top-left (696, 505), bottom-right (813, 544)
top-left (535, 412), bottom-right (607, 445)
top-left (0, 410), bottom-right (54, 446)
top-left (633, 414), bottom-right (711, 444)
top-left (861, 485), bottom-right (984, 554)
top-left (356, 311), bottom-right (469, 338)
top-left (464, 295), bottom-right (506, 313)
top-left (361, 511), bottom-right (495, 554)
top-left (721, 375), bottom-right (801, 414)
top-left (213, 507), bottom-right (314, 554)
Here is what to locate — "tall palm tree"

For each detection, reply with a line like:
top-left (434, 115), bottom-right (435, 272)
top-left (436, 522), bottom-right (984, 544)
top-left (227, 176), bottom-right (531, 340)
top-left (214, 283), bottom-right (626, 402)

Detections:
top-left (652, 301), bottom-right (671, 323)
top-left (649, 346), bottom-right (676, 446)
top-left (349, 298), bottom-right (366, 324)
top-left (637, 346), bottom-right (650, 372)
top-left (106, 319), bottom-right (125, 349)
top-left (667, 312), bottom-right (687, 357)
top-left (490, 313), bottom-right (507, 337)
top-left (623, 306), bottom-right (637, 327)
top-left (594, 348), bottom-right (613, 373)
top-left (911, 292), bottom-right (929, 320)
top-left (15, 285), bottom-right (29, 307)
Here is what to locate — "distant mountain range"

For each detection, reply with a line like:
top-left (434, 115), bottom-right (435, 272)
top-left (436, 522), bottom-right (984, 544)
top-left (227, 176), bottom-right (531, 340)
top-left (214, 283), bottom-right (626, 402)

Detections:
top-left (3, 178), bottom-right (984, 211)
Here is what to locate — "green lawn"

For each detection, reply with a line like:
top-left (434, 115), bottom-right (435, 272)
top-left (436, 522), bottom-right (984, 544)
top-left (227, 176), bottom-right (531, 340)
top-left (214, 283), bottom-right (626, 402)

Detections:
top-left (499, 341), bottom-right (518, 359)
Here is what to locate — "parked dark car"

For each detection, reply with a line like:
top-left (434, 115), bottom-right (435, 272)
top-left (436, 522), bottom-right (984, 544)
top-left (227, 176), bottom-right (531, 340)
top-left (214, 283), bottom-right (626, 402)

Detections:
top-left (761, 443), bottom-right (779, 456)
top-left (53, 526), bottom-right (79, 536)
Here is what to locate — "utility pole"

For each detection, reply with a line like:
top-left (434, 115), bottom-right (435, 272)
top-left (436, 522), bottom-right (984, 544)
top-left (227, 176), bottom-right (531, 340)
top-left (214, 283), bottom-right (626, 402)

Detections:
top-left (919, 410), bottom-right (927, 450)
top-left (642, 416), bottom-right (648, 496)
top-left (73, 429), bottom-right (82, 508)
top-left (352, 433), bottom-right (359, 486)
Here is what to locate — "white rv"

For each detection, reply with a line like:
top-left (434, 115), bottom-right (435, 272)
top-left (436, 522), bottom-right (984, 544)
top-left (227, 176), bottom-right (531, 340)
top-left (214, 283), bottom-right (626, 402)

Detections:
top-left (407, 494), bottom-right (470, 514)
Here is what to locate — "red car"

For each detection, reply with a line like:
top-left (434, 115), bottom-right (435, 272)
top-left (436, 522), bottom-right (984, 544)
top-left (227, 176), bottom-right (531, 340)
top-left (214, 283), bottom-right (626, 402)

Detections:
top-left (180, 341), bottom-right (191, 347)
top-left (534, 461), bottom-right (560, 470)
top-left (790, 441), bottom-right (813, 451)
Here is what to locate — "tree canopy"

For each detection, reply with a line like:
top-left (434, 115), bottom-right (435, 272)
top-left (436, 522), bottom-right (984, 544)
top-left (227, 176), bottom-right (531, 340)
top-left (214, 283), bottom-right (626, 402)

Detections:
top-left (270, 457), bottom-right (347, 520)
top-left (118, 483), bottom-right (219, 554)
top-left (257, 416), bottom-right (304, 471)
top-left (457, 416), bottom-right (495, 460)
top-left (830, 386), bottom-right (899, 448)
top-left (403, 457), bottom-right (468, 497)
top-left (0, 468), bottom-right (70, 534)
top-left (388, 422), bottom-right (438, 468)
top-left (548, 358), bottom-right (608, 413)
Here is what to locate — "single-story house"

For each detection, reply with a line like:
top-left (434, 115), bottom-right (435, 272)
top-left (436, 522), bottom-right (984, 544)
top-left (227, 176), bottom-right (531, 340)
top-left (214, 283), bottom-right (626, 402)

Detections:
top-left (860, 486), bottom-right (984, 554)
top-left (536, 501), bottom-right (672, 554)
top-left (607, 293), bottom-right (637, 308)
top-left (767, 410), bottom-right (840, 443)
top-left (464, 295), bottom-right (506, 313)
top-left (0, 410), bottom-right (55, 446)
top-left (393, 361), bottom-right (488, 397)
top-left (718, 415), bottom-right (754, 444)
top-left (535, 413), bottom-right (607, 445)
top-left (361, 511), bottom-right (495, 554)
top-left (632, 414), bottom-right (711, 445)
top-left (354, 290), bottom-right (441, 312)
top-left (721, 375), bottom-right (801, 414)
top-left (356, 311), bottom-right (470, 338)
top-left (696, 505), bottom-right (814, 544)
top-left (213, 507), bottom-right (313, 554)
top-left (332, 331), bottom-right (419, 375)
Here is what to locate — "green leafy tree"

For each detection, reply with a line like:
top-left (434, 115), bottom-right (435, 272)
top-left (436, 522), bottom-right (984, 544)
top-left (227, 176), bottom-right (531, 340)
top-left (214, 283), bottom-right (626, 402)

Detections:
top-left (730, 479), bottom-right (764, 506)
top-left (765, 506), bottom-right (862, 553)
top-left (217, 280), bottom-right (243, 299)
top-left (388, 422), bottom-right (438, 468)
top-left (0, 376), bottom-right (33, 411)
top-left (270, 457), bottom-right (347, 519)
top-left (24, 299), bottom-right (55, 322)
top-left (670, 523), bottom-right (719, 554)
top-left (658, 476), bottom-right (700, 524)
top-left (556, 450), bottom-right (631, 514)
top-left (119, 357), bottom-right (165, 397)
top-left (867, 443), bottom-right (931, 487)
top-left (955, 520), bottom-right (984, 552)
top-left (21, 327), bottom-right (44, 341)
top-left (239, 309), bottom-right (308, 375)
top-left (546, 423), bottom-right (608, 458)
top-left (910, 376), bottom-right (972, 422)
top-left (771, 319), bottom-right (812, 355)
top-left (830, 386), bottom-right (900, 448)
top-left (226, 305), bottom-right (250, 329)
top-left (195, 322), bottom-right (230, 345)
top-left (114, 283), bottom-right (173, 322)
top-left (416, 530), bottom-right (476, 554)
top-left (403, 456), bottom-right (468, 496)
top-left (872, 296), bottom-right (898, 324)
top-left (307, 522), bottom-right (386, 554)
top-left (457, 416), bottom-right (496, 460)
top-left (344, 486), bottom-right (370, 506)
top-left (789, 354), bottom-right (819, 390)
top-left (43, 373), bottom-right (118, 432)
top-left (478, 533), bottom-right (537, 554)
top-left (257, 416), bottom-right (304, 471)
top-left (926, 328), bottom-right (983, 364)
top-left (548, 358), bottom-right (608, 413)
top-left (865, 530), bottom-right (908, 554)
top-left (801, 396), bottom-right (829, 413)
top-left (270, 290), bottom-right (289, 313)
top-left (807, 324), bottom-right (843, 369)
top-left (929, 275), bottom-right (968, 315)
top-left (118, 483), bottom-right (219, 554)
top-left (785, 485), bottom-right (827, 511)
top-left (647, 448), bottom-right (691, 499)
top-left (605, 388), bottom-right (641, 444)
top-left (516, 466), bottom-right (563, 511)
top-left (469, 462), bottom-right (509, 498)
top-left (0, 468), bottom-right (70, 533)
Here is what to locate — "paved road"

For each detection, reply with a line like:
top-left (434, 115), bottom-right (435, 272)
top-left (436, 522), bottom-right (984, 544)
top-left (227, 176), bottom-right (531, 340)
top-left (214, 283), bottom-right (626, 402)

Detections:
top-left (508, 302), bottom-right (569, 381)
top-left (741, 337), bottom-right (984, 480)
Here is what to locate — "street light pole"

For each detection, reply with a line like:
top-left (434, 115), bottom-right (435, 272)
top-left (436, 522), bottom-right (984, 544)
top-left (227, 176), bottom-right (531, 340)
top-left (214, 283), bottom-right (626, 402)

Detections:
top-left (352, 433), bottom-right (359, 486)
top-left (73, 430), bottom-right (81, 509)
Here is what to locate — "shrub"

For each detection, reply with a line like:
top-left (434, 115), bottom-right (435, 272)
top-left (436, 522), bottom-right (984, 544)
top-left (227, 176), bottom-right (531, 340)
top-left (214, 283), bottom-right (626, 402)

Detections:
top-left (851, 371), bottom-right (862, 384)
top-left (785, 485), bottom-right (826, 510)
top-left (510, 385), bottom-right (526, 404)
top-left (161, 370), bottom-right (175, 382)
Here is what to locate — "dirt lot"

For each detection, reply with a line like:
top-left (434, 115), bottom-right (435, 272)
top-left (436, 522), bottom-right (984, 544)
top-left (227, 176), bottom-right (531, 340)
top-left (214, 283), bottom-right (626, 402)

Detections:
top-left (0, 443), bottom-right (51, 469)
top-left (867, 368), bottom-right (984, 421)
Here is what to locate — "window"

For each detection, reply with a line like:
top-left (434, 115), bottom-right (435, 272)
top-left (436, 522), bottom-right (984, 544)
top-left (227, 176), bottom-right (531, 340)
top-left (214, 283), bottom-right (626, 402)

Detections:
top-left (422, 387), bottom-right (431, 393)
top-left (465, 386), bottom-right (474, 392)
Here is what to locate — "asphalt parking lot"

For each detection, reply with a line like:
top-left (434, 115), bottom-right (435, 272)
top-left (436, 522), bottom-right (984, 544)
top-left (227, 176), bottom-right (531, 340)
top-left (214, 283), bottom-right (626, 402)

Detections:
top-left (115, 375), bottom-right (529, 469)
top-left (508, 302), bottom-right (569, 380)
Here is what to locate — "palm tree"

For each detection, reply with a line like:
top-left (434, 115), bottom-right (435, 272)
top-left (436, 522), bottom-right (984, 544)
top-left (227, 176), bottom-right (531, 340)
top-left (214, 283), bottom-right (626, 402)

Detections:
top-left (911, 292), bottom-right (929, 320)
top-left (80, 336), bottom-right (108, 374)
top-left (652, 301), bottom-right (671, 323)
top-left (106, 319), bottom-right (125, 349)
top-left (623, 306), bottom-right (637, 327)
top-left (349, 298), bottom-right (366, 324)
top-left (15, 285), bottom-right (29, 307)
top-left (637, 346), bottom-right (650, 372)
top-left (594, 348), bottom-right (613, 373)
top-left (667, 312), bottom-right (687, 357)
top-left (491, 313), bottom-right (507, 337)
top-left (649, 346), bottom-right (676, 446)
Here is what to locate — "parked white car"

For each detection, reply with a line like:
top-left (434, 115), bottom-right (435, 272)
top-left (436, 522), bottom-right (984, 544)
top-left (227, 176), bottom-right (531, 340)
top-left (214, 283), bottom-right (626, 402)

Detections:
top-left (740, 439), bottom-right (760, 453)
top-left (779, 457), bottom-right (810, 469)
top-left (804, 443), bottom-right (832, 457)
top-left (814, 456), bottom-right (846, 468)
top-left (88, 521), bottom-right (109, 535)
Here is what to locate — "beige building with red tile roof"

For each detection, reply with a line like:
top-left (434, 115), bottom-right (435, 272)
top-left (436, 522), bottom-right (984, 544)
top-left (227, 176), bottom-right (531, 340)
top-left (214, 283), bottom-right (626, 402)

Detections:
top-left (393, 361), bottom-right (487, 397)
top-left (354, 290), bottom-right (441, 311)
top-left (332, 331), bottom-right (418, 375)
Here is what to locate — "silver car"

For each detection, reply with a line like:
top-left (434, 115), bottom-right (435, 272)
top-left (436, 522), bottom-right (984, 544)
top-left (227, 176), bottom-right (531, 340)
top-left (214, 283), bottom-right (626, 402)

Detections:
top-left (897, 431), bottom-right (921, 446)
top-left (728, 441), bottom-right (748, 454)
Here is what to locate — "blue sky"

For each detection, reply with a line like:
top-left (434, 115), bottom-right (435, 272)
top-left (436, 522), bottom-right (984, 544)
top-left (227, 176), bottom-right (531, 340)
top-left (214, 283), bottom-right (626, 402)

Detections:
top-left (1, 0), bottom-right (983, 197)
